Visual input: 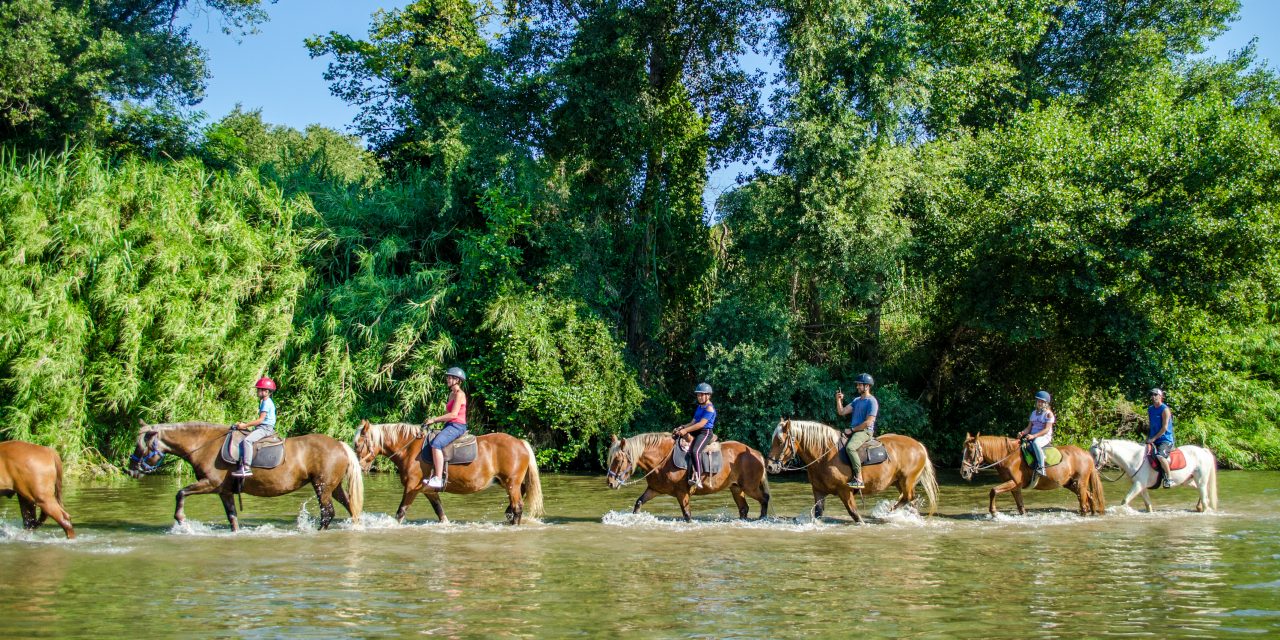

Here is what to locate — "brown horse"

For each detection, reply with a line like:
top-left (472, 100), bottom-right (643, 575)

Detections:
top-left (353, 421), bottom-right (543, 524)
top-left (960, 433), bottom-right (1105, 516)
top-left (765, 419), bottom-right (938, 523)
top-left (128, 422), bottom-right (364, 531)
top-left (605, 433), bottom-right (770, 521)
top-left (0, 441), bottom-right (75, 538)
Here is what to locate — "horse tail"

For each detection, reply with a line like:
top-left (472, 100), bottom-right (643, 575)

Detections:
top-left (54, 453), bottom-right (65, 507)
top-left (521, 440), bottom-right (544, 520)
top-left (916, 449), bottom-right (939, 516)
top-left (1208, 452), bottom-right (1220, 511)
top-left (1088, 464), bottom-right (1106, 514)
top-left (341, 442), bottom-right (364, 524)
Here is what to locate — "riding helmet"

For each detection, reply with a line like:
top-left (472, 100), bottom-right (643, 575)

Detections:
top-left (445, 367), bottom-right (467, 381)
top-left (694, 382), bottom-right (713, 395)
top-left (254, 377), bottom-right (277, 391)
top-left (854, 373), bottom-right (875, 387)
top-left (1035, 390), bottom-right (1051, 403)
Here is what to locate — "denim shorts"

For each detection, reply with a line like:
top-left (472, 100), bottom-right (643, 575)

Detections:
top-left (430, 421), bottom-right (467, 449)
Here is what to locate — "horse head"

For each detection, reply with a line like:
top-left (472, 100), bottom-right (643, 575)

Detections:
top-left (353, 419), bottom-right (377, 472)
top-left (127, 420), bottom-right (168, 478)
top-left (605, 436), bottom-right (633, 489)
top-left (959, 432), bottom-right (981, 481)
top-left (1089, 438), bottom-right (1110, 470)
top-left (765, 418), bottom-right (794, 475)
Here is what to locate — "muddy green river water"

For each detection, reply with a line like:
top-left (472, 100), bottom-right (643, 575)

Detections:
top-left (1, 470), bottom-right (1278, 638)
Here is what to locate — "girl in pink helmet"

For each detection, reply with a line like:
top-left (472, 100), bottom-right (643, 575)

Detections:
top-left (232, 377), bottom-right (278, 477)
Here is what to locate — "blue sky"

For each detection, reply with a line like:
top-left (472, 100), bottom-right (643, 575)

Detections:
top-left (189, 0), bottom-right (1280, 203)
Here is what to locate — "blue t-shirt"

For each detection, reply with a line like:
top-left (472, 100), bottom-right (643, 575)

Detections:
top-left (1148, 404), bottom-right (1173, 444)
top-left (259, 397), bottom-right (277, 429)
top-left (850, 396), bottom-right (879, 435)
top-left (692, 403), bottom-right (717, 432)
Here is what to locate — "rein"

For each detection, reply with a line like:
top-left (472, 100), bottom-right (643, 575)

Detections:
top-left (769, 431), bottom-right (835, 472)
top-left (131, 430), bottom-right (226, 474)
top-left (963, 439), bottom-right (1019, 475)
top-left (607, 447), bottom-right (660, 486)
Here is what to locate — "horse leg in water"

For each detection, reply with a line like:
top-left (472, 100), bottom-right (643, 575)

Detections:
top-left (988, 478), bottom-right (1023, 516)
top-left (730, 484), bottom-right (749, 519)
top-left (333, 485), bottom-right (352, 517)
top-left (394, 487), bottom-right (421, 523)
top-left (1071, 476), bottom-right (1088, 516)
top-left (892, 473), bottom-right (915, 512)
top-left (632, 488), bottom-right (657, 514)
top-left (33, 495), bottom-right (74, 538)
top-left (219, 491), bottom-right (240, 531)
top-left (313, 481), bottom-right (336, 530)
top-left (676, 490), bottom-right (693, 522)
top-left (425, 493), bottom-right (448, 524)
top-left (18, 495), bottom-right (38, 529)
top-left (504, 477), bottom-right (524, 525)
top-left (174, 477), bottom-right (221, 524)
top-left (836, 488), bottom-right (863, 524)
top-left (812, 489), bottom-right (826, 519)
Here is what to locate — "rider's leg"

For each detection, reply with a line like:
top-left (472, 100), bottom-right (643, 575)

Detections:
top-left (425, 422), bottom-right (466, 487)
top-left (238, 428), bottom-right (269, 475)
top-left (1157, 443), bottom-right (1173, 486)
top-left (689, 430), bottom-right (712, 487)
top-left (845, 431), bottom-right (870, 487)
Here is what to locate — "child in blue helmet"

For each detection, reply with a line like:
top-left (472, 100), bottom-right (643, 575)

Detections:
top-left (673, 382), bottom-right (716, 489)
top-left (1018, 390), bottom-right (1055, 478)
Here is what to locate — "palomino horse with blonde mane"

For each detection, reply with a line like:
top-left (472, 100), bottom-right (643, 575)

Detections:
top-left (353, 421), bottom-right (543, 524)
top-left (0, 441), bottom-right (75, 538)
top-left (960, 433), bottom-right (1104, 516)
top-left (1090, 438), bottom-right (1218, 512)
top-left (129, 422), bottom-right (364, 531)
top-left (766, 419), bottom-right (938, 523)
top-left (606, 433), bottom-right (770, 521)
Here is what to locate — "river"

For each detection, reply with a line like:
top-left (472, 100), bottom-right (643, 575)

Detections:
top-left (1, 470), bottom-right (1278, 638)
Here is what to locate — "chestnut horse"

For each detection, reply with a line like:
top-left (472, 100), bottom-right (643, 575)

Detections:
top-left (605, 433), bottom-right (770, 521)
top-left (128, 422), bottom-right (363, 531)
top-left (960, 433), bottom-right (1105, 516)
top-left (0, 441), bottom-right (75, 538)
top-left (353, 421), bottom-right (543, 524)
top-left (765, 419), bottom-right (938, 523)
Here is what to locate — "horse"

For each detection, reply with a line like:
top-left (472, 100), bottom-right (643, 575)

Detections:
top-left (765, 419), bottom-right (938, 523)
top-left (353, 421), bottom-right (543, 524)
top-left (128, 422), bottom-right (364, 531)
top-left (1089, 438), bottom-right (1218, 512)
top-left (0, 441), bottom-right (75, 538)
top-left (960, 433), bottom-right (1104, 516)
top-left (605, 432), bottom-right (770, 521)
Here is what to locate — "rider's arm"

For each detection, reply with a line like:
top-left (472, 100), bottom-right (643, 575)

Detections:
top-left (676, 418), bottom-right (708, 436)
top-left (851, 414), bottom-right (876, 433)
top-left (426, 390), bottom-right (465, 425)
top-left (236, 411), bottom-right (266, 430)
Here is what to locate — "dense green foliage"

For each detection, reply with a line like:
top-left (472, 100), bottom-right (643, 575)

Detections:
top-left (2, 0), bottom-right (1279, 470)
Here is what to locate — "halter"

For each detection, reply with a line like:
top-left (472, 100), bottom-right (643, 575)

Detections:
top-left (130, 437), bottom-right (166, 474)
top-left (1090, 441), bottom-right (1127, 483)
top-left (606, 447), bottom-right (660, 486)
top-left (961, 438), bottom-right (1017, 477)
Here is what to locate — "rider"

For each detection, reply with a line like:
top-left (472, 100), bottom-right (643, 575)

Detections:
top-left (422, 367), bottom-right (468, 490)
top-left (673, 383), bottom-right (716, 489)
top-left (232, 377), bottom-right (278, 477)
top-left (1147, 388), bottom-right (1175, 488)
top-left (835, 373), bottom-right (878, 490)
top-left (1017, 390), bottom-right (1055, 479)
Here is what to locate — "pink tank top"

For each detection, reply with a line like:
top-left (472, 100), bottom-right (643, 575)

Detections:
top-left (446, 392), bottom-right (468, 425)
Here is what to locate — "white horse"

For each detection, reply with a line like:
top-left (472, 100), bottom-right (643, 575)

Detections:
top-left (1089, 438), bottom-right (1219, 512)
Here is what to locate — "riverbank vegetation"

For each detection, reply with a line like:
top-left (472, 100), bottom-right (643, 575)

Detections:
top-left (1, 0), bottom-right (1277, 470)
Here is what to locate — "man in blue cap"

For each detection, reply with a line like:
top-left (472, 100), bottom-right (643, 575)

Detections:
top-left (836, 373), bottom-right (878, 489)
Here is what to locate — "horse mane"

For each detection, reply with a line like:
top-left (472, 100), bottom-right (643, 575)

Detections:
top-left (366, 423), bottom-right (423, 452)
top-left (610, 432), bottom-right (669, 464)
top-left (976, 434), bottom-right (1017, 456)
top-left (779, 420), bottom-right (842, 456)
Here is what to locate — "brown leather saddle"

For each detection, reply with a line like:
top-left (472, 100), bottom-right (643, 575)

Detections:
top-left (417, 431), bottom-right (478, 466)
top-left (673, 436), bottom-right (723, 474)
top-left (220, 430), bottom-right (285, 469)
top-left (837, 435), bottom-right (889, 466)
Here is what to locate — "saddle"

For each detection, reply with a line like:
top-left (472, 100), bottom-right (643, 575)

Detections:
top-left (1147, 447), bottom-right (1187, 488)
top-left (1021, 444), bottom-right (1063, 468)
top-left (837, 435), bottom-right (889, 467)
top-left (417, 431), bottom-right (478, 466)
top-left (672, 437), bottom-right (723, 474)
top-left (220, 430), bottom-right (285, 469)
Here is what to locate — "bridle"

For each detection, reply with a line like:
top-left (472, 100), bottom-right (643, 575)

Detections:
top-left (606, 447), bottom-right (657, 486)
top-left (960, 438), bottom-right (1017, 478)
top-left (130, 433), bottom-right (167, 474)
top-left (1090, 441), bottom-right (1127, 483)
top-left (767, 428), bottom-right (831, 471)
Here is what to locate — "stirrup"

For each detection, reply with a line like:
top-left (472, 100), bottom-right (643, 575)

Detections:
top-left (846, 478), bottom-right (864, 489)
top-left (424, 477), bottom-right (444, 489)
top-left (232, 467), bottom-right (252, 477)
top-left (1162, 478), bottom-right (1175, 488)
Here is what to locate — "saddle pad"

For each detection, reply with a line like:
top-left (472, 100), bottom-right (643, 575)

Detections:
top-left (220, 431), bottom-right (285, 469)
top-left (1022, 445), bottom-right (1063, 467)
top-left (671, 441), bottom-right (723, 474)
top-left (1148, 448), bottom-right (1187, 471)
top-left (418, 430), bottom-right (478, 465)
top-left (837, 437), bottom-right (890, 466)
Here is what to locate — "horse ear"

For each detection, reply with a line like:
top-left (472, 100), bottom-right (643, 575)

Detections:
top-left (138, 418), bottom-right (148, 427)
top-left (782, 419), bottom-right (791, 432)
top-left (611, 433), bottom-right (619, 444)
top-left (619, 438), bottom-right (627, 447)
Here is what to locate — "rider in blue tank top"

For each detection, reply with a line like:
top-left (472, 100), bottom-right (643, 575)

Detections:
top-left (1146, 388), bottom-right (1176, 487)
top-left (674, 383), bottom-right (717, 489)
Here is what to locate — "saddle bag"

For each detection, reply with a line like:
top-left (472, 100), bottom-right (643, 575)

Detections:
top-left (837, 435), bottom-right (889, 467)
top-left (672, 440), bottom-right (724, 474)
